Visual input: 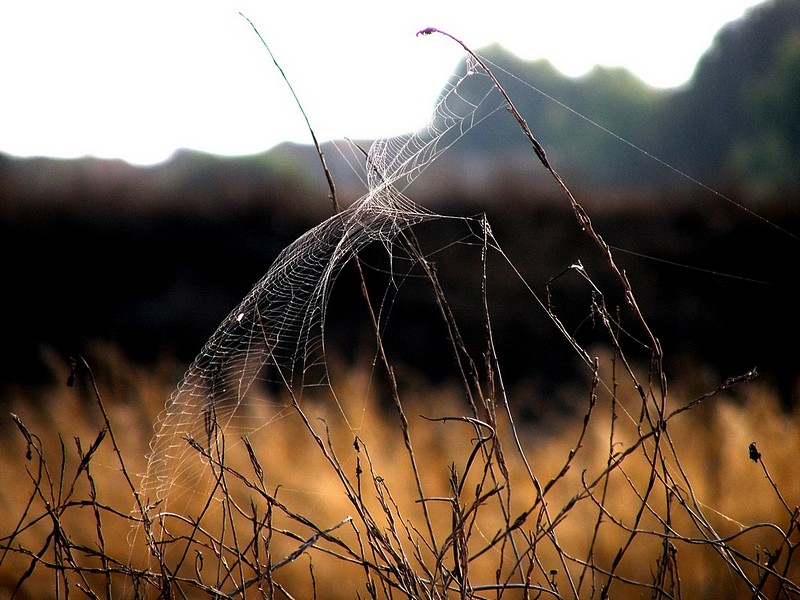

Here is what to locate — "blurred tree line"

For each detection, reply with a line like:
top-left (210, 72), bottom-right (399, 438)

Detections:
top-left (443, 0), bottom-right (800, 201)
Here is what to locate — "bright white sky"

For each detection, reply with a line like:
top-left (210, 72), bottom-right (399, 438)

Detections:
top-left (1, 0), bottom-right (767, 165)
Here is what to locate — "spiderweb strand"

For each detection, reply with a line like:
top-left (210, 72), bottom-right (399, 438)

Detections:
top-left (138, 58), bottom-right (505, 514)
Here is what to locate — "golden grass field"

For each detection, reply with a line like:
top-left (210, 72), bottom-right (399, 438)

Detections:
top-left (1, 342), bottom-right (798, 599)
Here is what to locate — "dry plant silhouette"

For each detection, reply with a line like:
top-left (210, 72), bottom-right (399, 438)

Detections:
top-left (2, 26), bottom-right (799, 600)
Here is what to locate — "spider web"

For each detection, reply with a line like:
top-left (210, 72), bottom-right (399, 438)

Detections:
top-left (139, 56), bottom-right (505, 514)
